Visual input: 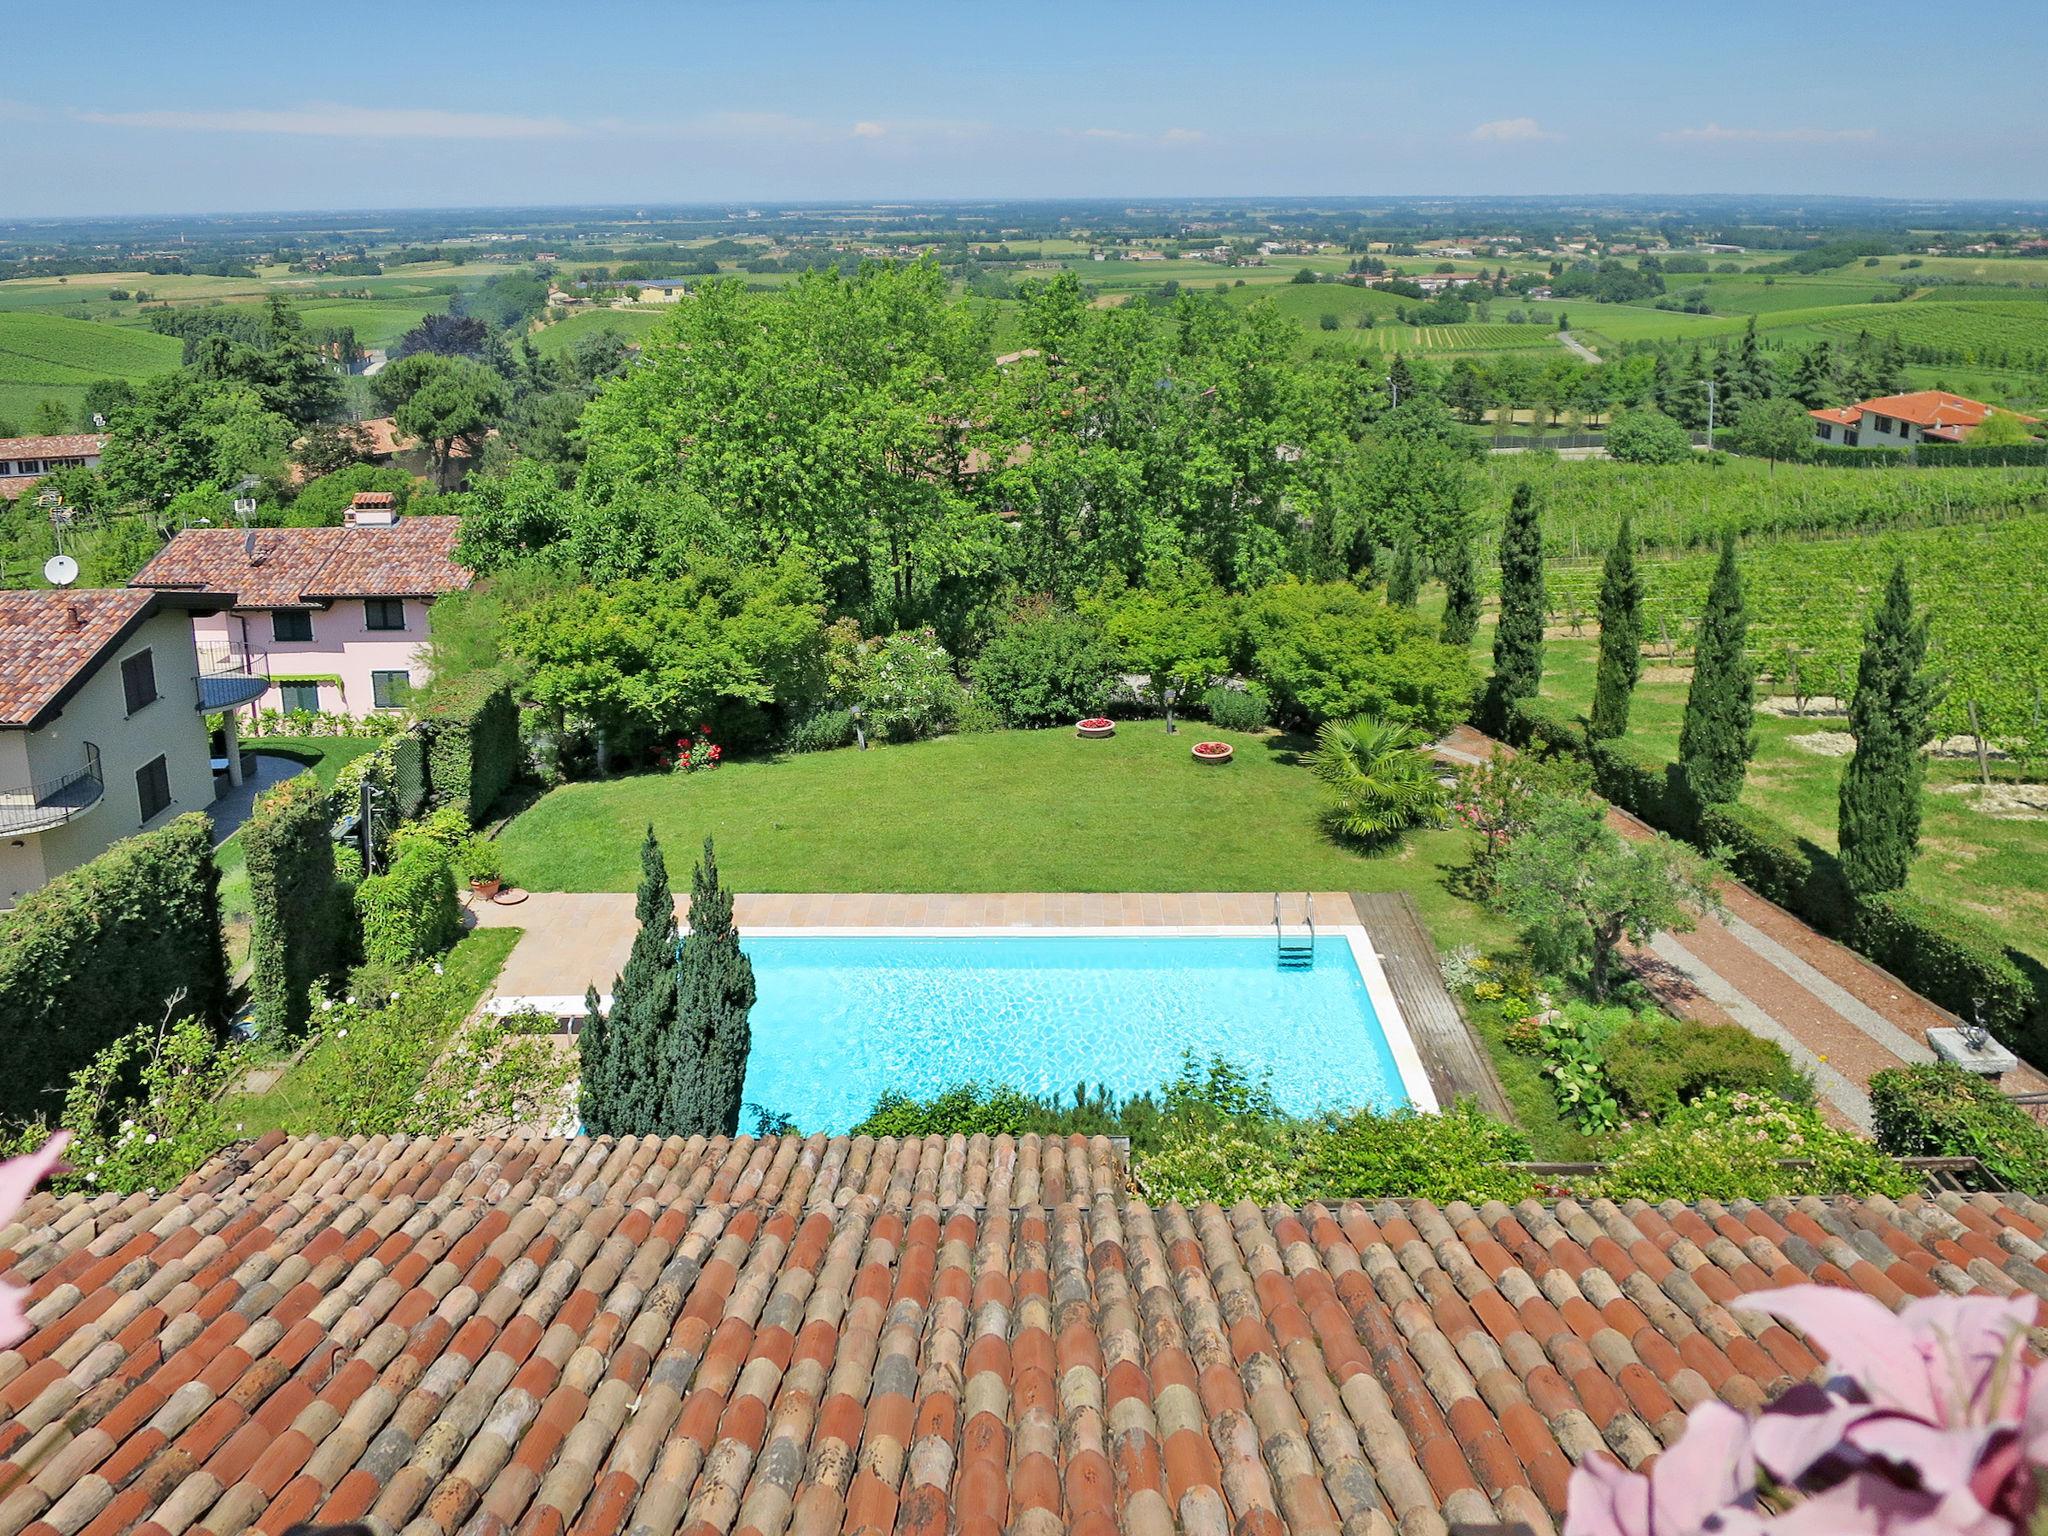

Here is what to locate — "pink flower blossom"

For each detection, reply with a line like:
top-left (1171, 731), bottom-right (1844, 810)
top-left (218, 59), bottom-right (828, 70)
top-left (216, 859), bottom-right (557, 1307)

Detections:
top-left (1566, 1400), bottom-right (1763, 1536)
top-left (0, 1131), bottom-right (70, 1348)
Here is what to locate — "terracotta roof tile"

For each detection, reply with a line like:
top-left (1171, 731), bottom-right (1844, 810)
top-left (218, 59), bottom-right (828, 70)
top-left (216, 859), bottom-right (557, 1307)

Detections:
top-left (130, 517), bottom-right (469, 608)
top-left (5, 1134), bottom-right (2046, 1536)
top-left (0, 434), bottom-right (108, 460)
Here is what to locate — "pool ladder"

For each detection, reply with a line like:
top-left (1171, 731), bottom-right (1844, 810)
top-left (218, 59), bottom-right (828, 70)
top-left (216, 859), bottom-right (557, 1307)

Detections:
top-left (1274, 893), bottom-right (1316, 970)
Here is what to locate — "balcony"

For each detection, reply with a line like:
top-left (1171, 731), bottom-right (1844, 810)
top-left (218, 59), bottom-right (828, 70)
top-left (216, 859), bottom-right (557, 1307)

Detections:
top-left (0, 746), bottom-right (104, 836)
top-left (194, 641), bottom-right (270, 711)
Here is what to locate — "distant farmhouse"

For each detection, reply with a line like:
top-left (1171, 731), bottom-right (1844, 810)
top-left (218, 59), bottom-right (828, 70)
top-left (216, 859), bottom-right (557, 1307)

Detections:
top-left (0, 433), bottom-right (108, 503)
top-left (1809, 390), bottom-right (2038, 449)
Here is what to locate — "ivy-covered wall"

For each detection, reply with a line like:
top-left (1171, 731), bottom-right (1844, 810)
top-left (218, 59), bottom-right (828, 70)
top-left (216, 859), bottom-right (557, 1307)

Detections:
top-left (0, 813), bottom-right (228, 1121)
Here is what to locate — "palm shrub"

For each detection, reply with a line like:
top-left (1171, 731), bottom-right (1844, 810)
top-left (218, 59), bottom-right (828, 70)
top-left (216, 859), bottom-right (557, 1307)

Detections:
top-left (1306, 717), bottom-right (1448, 846)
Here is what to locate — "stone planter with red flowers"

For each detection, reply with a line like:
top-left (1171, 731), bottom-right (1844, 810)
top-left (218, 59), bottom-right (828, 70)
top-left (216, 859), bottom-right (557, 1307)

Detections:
top-left (1076, 718), bottom-right (1116, 739)
top-left (1192, 741), bottom-right (1234, 764)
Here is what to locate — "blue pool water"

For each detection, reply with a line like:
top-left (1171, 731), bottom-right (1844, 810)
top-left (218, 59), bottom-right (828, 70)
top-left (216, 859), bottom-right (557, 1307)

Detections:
top-left (736, 933), bottom-right (1410, 1134)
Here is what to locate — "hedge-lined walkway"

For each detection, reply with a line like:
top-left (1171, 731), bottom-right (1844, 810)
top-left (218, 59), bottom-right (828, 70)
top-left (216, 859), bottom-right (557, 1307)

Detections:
top-left (1436, 725), bottom-right (2048, 1127)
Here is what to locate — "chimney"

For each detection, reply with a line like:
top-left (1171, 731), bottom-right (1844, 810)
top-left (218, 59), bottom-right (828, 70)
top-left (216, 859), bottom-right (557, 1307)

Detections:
top-left (345, 491), bottom-right (399, 529)
top-left (68, 602), bottom-right (84, 629)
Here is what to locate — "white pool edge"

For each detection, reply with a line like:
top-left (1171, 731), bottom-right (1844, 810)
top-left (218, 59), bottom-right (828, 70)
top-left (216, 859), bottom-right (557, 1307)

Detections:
top-left (734, 922), bottom-right (1441, 1114)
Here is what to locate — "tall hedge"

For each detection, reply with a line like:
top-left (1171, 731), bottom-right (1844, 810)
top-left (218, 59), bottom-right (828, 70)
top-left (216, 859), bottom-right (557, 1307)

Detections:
top-left (420, 668), bottom-right (519, 825)
top-left (246, 774), bottom-right (350, 1036)
top-left (357, 843), bottom-right (461, 967)
top-left (0, 813), bottom-right (228, 1121)
top-left (1853, 890), bottom-right (2040, 1055)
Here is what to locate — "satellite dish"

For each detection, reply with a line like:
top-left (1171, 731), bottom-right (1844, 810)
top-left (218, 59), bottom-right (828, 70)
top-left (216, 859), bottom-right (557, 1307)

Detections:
top-left (43, 554), bottom-right (79, 588)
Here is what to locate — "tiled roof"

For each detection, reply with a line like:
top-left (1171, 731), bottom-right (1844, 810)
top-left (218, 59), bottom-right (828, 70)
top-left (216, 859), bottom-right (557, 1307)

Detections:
top-left (0, 434), bottom-right (108, 460)
top-left (1807, 406), bottom-right (1861, 426)
top-left (6, 1133), bottom-right (2048, 1536)
top-left (1820, 390), bottom-right (2041, 431)
top-left (131, 518), bottom-right (470, 608)
top-left (0, 588), bottom-right (158, 728)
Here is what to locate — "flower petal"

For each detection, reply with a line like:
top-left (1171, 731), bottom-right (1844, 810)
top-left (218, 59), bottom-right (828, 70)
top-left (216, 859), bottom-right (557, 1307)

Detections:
top-left (1738, 1287), bottom-right (1938, 1421)
top-left (0, 1130), bottom-right (69, 1351)
top-left (1651, 1400), bottom-right (1759, 1531)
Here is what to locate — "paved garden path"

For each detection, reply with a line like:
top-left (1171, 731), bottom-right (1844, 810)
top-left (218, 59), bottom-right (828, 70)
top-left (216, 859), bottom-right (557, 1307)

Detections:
top-left (1436, 725), bottom-right (2048, 1127)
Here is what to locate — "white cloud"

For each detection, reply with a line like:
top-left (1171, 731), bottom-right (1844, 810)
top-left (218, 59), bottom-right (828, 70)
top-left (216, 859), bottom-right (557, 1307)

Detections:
top-left (1468, 117), bottom-right (1558, 144)
top-left (852, 120), bottom-right (888, 139)
top-left (1070, 126), bottom-right (1206, 146)
top-left (73, 103), bottom-right (579, 141)
top-left (1661, 122), bottom-right (1877, 144)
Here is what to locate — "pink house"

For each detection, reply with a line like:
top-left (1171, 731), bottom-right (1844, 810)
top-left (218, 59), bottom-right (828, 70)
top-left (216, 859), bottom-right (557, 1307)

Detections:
top-left (130, 495), bottom-right (472, 720)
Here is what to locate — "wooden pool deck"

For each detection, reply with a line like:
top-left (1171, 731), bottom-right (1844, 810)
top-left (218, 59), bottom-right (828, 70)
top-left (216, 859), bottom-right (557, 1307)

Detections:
top-left (1347, 892), bottom-right (1514, 1119)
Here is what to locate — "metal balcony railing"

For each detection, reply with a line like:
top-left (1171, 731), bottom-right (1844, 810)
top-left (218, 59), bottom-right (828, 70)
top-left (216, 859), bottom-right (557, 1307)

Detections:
top-left (193, 641), bottom-right (270, 710)
top-left (0, 744), bottom-right (103, 835)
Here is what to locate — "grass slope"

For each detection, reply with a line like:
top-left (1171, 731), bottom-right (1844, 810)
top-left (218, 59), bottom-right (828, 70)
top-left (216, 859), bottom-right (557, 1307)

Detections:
top-left (0, 312), bottom-right (184, 425)
top-left (495, 726), bottom-right (1514, 954)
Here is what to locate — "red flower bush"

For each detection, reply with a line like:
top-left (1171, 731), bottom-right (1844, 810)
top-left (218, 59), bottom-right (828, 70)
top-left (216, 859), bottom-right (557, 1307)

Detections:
top-left (669, 729), bottom-right (723, 773)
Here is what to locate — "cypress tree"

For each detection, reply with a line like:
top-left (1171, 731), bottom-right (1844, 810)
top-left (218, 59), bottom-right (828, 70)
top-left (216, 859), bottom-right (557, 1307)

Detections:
top-left (1484, 480), bottom-right (1545, 734)
top-left (1386, 535), bottom-right (1420, 608)
top-left (1839, 561), bottom-right (1935, 896)
top-left (668, 837), bottom-right (757, 1136)
top-left (1589, 515), bottom-right (1644, 740)
top-left (1677, 530), bottom-right (1755, 808)
top-left (576, 983), bottom-right (611, 1132)
top-left (593, 826), bottom-right (680, 1135)
top-left (1438, 534), bottom-right (1480, 647)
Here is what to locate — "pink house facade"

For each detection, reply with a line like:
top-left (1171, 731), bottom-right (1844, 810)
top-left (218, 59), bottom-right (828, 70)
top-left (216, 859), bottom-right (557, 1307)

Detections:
top-left (130, 496), bottom-right (471, 720)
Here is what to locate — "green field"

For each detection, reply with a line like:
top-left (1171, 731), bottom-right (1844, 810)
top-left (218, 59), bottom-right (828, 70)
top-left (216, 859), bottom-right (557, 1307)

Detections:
top-left (0, 312), bottom-right (185, 427)
top-left (289, 299), bottom-right (439, 349)
top-left (531, 307), bottom-right (668, 357)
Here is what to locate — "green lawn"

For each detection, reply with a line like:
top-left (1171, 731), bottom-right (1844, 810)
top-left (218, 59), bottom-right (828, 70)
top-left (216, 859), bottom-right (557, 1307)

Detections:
top-left (1534, 633), bottom-right (2048, 970)
top-left (495, 726), bottom-right (1516, 955)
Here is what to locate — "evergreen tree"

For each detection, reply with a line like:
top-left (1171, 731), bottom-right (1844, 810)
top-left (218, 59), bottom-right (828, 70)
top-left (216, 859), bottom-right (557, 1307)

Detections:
top-left (576, 983), bottom-right (611, 1132)
top-left (1651, 351), bottom-right (1677, 416)
top-left (669, 837), bottom-right (757, 1137)
top-left (1677, 530), bottom-right (1755, 809)
top-left (1438, 535), bottom-right (1480, 647)
top-left (1839, 562), bottom-right (1935, 896)
top-left (1790, 341), bottom-right (1837, 409)
top-left (1484, 480), bottom-right (1545, 733)
top-left (1386, 353), bottom-right (1416, 407)
top-left (1735, 315), bottom-right (1775, 403)
top-left (1589, 515), bottom-right (1644, 740)
top-left (1386, 535), bottom-right (1420, 608)
top-left (589, 826), bottom-right (680, 1135)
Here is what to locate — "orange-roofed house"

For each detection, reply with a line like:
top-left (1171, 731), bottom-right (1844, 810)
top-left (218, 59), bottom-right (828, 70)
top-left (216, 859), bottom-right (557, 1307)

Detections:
top-left (1809, 390), bottom-right (2038, 449)
top-left (129, 493), bottom-right (472, 722)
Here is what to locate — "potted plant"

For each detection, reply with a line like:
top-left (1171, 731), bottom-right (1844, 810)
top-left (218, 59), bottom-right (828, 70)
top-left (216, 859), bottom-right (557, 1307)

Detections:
top-left (1076, 717), bottom-right (1116, 739)
top-left (1192, 740), bottom-right (1234, 764)
top-left (458, 836), bottom-right (504, 900)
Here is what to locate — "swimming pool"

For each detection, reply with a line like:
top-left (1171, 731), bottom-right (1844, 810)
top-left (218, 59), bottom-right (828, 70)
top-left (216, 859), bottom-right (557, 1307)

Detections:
top-left (736, 929), bottom-right (1431, 1134)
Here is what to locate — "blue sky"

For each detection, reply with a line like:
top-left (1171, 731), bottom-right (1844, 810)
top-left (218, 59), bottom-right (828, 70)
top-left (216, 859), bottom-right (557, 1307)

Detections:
top-left (6, 1), bottom-right (2043, 216)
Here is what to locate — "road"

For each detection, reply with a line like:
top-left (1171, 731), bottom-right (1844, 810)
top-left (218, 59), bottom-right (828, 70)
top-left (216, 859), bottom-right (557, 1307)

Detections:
top-left (1556, 329), bottom-right (1601, 363)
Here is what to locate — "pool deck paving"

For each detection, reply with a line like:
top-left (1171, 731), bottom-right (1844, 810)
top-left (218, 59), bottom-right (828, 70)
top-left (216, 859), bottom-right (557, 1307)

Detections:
top-left (472, 888), bottom-right (1366, 1003)
top-left (1435, 723), bottom-right (2048, 1126)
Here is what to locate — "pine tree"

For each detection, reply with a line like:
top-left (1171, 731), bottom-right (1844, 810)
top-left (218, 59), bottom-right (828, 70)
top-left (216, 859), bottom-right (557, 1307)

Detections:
top-left (1439, 535), bottom-right (1480, 647)
top-left (1677, 530), bottom-right (1755, 809)
top-left (1839, 561), bottom-right (1935, 896)
top-left (1386, 535), bottom-right (1420, 608)
top-left (591, 826), bottom-right (680, 1135)
top-left (1386, 353), bottom-right (1416, 407)
top-left (1589, 515), bottom-right (1644, 740)
top-left (669, 837), bottom-right (757, 1137)
top-left (1484, 481), bottom-right (1545, 733)
top-left (576, 982), bottom-right (612, 1134)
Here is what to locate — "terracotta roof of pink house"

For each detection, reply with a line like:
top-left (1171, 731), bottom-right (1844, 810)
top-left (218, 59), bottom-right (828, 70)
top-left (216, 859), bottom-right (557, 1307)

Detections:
top-left (1809, 391), bottom-right (2040, 434)
top-left (131, 517), bottom-right (470, 609)
top-left (4, 1131), bottom-right (2048, 1536)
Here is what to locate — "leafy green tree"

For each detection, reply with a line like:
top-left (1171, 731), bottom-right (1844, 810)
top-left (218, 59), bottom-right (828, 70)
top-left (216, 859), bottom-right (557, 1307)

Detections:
top-left (581, 827), bottom-right (680, 1136)
top-left (96, 373), bottom-right (293, 508)
top-left (1725, 396), bottom-right (1817, 470)
top-left (1604, 407), bottom-right (1693, 465)
top-left (1589, 515), bottom-right (1644, 740)
top-left (1092, 567), bottom-right (1235, 709)
top-left (1839, 562), bottom-right (1936, 896)
top-left (1484, 480), bottom-right (1545, 733)
top-left (370, 353), bottom-right (507, 487)
top-left (1306, 717), bottom-right (1448, 845)
top-left (669, 837), bottom-right (757, 1136)
top-left (78, 377), bottom-right (136, 430)
top-left (1238, 581), bottom-right (1478, 734)
top-left (1385, 536), bottom-right (1420, 608)
top-left (967, 608), bottom-right (1116, 726)
top-left (1437, 534), bottom-right (1480, 647)
top-left (1971, 410), bottom-right (2039, 447)
top-left (1677, 530), bottom-right (1755, 809)
top-left (27, 398), bottom-right (71, 434)
top-left (1496, 798), bottom-right (1721, 1000)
